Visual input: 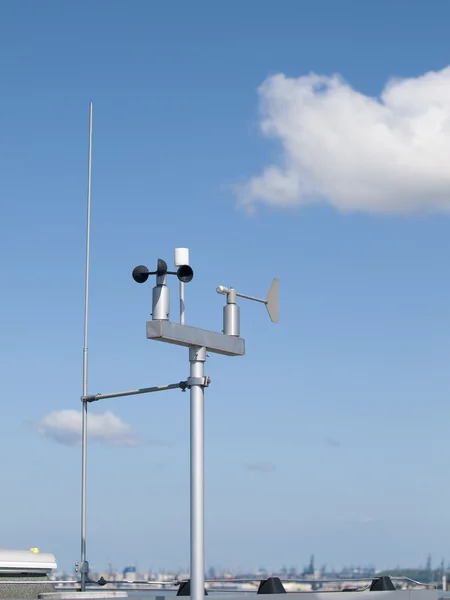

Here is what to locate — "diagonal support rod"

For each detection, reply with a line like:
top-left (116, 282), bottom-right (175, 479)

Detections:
top-left (82, 381), bottom-right (188, 403)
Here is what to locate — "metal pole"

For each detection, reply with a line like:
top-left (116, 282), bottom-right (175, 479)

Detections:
top-left (189, 346), bottom-right (206, 600)
top-left (180, 280), bottom-right (185, 324)
top-left (80, 101), bottom-right (93, 592)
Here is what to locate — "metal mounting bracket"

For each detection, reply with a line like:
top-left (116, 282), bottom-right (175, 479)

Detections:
top-left (187, 376), bottom-right (211, 388)
top-left (75, 560), bottom-right (90, 574)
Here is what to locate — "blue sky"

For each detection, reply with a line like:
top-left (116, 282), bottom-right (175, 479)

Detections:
top-left (2, 0), bottom-right (450, 574)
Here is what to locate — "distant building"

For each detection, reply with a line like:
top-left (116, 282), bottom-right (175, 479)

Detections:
top-left (123, 566), bottom-right (137, 582)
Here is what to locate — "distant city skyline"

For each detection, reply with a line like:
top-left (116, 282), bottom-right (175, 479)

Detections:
top-left (52, 552), bottom-right (447, 592)
top-left (50, 552), bottom-right (444, 579)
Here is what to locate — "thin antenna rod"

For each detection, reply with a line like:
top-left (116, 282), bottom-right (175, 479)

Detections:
top-left (80, 101), bottom-right (93, 592)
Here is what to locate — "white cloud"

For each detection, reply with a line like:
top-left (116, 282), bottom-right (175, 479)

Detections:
top-left (245, 462), bottom-right (276, 473)
top-left (35, 409), bottom-right (151, 447)
top-left (238, 67), bottom-right (450, 214)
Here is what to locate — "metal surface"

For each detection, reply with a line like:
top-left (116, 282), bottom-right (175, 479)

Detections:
top-left (189, 346), bottom-right (207, 600)
top-left (235, 291), bottom-right (266, 303)
top-left (194, 577), bottom-right (435, 587)
top-left (223, 304), bottom-right (240, 336)
top-left (146, 321), bottom-right (245, 356)
top-left (152, 274), bottom-right (170, 320)
top-left (223, 288), bottom-right (240, 336)
top-left (180, 280), bottom-right (185, 324)
top-left (38, 593), bottom-right (128, 599)
top-left (84, 381), bottom-right (188, 402)
top-left (80, 101), bottom-right (93, 591)
top-left (221, 286), bottom-right (241, 337)
top-left (264, 278), bottom-right (279, 323)
top-left (187, 376), bottom-right (210, 388)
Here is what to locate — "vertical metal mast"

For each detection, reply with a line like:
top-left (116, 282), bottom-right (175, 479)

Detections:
top-left (189, 346), bottom-right (206, 600)
top-left (80, 102), bottom-right (93, 592)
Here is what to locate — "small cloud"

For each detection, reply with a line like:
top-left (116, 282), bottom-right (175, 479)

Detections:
top-left (326, 437), bottom-right (341, 448)
top-left (34, 409), bottom-right (164, 448)
top-left (245, 462), bottom-right (276, 473)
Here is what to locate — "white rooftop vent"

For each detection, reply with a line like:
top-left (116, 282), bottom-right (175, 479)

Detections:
top-left (0, 549), bottom-right (57, 574)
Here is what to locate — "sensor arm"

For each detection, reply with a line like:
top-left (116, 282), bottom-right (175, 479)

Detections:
top-left (236, 291), bottom-right (267, 304)
top-left (216, 278), bottom-right (279, 324)
top-left (82, 380), bottom-right (188, 402)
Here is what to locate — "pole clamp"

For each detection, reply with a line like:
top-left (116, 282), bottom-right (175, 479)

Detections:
top-left (75, 560), bottom-right (90, 574)
top-left (81, 395), bottom-right (97, 403)
top-left (186, 376), bottom-right (210, 388)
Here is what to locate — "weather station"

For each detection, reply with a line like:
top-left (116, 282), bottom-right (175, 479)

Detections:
top-left (75, 245), bottom-right (279, 600)
top-left (60, 103), bottom-right (280, 600)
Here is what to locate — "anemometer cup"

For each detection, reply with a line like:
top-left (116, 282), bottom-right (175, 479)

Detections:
top-left (132, 259), bottom-right (168, 283)
top-left (132, 265), bottom-right (150, 283)
top-left (132, 259), bottom-right (193, 285)
top-left (177, 264), bottom-right (194, 283)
